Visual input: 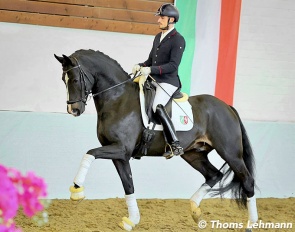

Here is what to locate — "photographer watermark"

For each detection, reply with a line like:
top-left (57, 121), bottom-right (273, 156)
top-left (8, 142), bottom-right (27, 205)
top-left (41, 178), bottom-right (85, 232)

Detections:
top-left (198, 220), bottom-right (293, 229)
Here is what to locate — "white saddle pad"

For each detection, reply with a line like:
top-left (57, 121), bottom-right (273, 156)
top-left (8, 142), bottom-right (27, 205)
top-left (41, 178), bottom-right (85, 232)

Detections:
top-left (139, 89), bottom-right (194, 131)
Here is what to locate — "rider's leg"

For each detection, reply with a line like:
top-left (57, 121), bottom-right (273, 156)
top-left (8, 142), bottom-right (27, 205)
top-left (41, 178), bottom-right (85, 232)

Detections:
top-left (152, 82), bottom-right (177, 113)
top-left (155, 104), bottom-right (184, 158)
top-left (152, 82), bottom-right (183, 158)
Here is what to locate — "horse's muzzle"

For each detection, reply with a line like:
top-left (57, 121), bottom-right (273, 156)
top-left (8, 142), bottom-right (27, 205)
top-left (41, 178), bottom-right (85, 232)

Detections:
top-left (71, 109), bottom-right (81, 117)
top-left (67, 104), bottom-right (81, 117)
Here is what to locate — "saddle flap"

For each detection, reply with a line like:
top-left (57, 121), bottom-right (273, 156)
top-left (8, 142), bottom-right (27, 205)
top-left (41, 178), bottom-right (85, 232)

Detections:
top-left (142, 79), bottom-right (167, 124)
top-left (135, 75), bottom-right (194, 131)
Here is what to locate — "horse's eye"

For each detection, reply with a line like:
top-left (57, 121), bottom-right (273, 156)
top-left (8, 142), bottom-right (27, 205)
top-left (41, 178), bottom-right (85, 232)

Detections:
top-left (73, 79), bottom-right (79, 83)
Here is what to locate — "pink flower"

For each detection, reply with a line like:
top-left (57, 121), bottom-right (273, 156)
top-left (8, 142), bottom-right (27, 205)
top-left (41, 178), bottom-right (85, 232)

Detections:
top-left (0, 167), bottom-right (18, 221)
top-left (18, 171), bottom-right (47, 217)
top-left (0, 223), bottom-right (22, 232)
top-left (0, 164), bottom-right (47, 231)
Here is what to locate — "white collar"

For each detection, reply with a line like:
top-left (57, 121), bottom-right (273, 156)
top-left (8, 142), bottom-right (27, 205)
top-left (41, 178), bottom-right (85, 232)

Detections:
top-left (160, 27), bottom-right (175, 42)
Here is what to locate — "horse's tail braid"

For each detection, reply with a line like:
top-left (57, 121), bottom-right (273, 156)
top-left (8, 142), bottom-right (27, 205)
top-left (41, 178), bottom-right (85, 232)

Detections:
top-left (229, 106), bottom-right (256, 208)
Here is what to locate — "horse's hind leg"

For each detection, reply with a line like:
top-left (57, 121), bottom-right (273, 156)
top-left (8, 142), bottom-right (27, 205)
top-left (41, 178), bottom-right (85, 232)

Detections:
top-left (181, 150), bottom-right (223, 222)
top-left (216, 146), bottom-right (258, 227)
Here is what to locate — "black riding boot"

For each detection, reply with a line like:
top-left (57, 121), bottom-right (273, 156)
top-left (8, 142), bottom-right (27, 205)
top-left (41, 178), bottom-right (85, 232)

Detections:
top-left (155, 104), bottom-right (184, 159)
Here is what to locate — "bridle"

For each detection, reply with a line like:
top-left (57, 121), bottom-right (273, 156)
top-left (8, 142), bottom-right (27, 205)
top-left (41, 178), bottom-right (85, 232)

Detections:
top-left (63, 57), bottom-right (138, 105)
top-left (63, 57), bottom-right (92, 105)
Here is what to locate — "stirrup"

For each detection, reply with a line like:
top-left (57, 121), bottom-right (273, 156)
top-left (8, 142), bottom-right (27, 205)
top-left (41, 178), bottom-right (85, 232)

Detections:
top-left (163, 143), bottom-right (184, 159)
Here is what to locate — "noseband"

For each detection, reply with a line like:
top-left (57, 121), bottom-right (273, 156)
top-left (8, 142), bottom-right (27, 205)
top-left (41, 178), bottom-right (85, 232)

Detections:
top-left (63, 57), bottom-right (138, 105)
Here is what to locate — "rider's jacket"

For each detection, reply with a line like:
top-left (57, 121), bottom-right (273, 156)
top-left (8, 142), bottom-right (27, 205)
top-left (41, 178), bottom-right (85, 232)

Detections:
top-left (139, 28), bottom-right (185, 88)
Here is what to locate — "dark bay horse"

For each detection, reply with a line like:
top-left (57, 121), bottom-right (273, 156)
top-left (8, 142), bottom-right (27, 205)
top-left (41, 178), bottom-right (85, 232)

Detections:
top-left (55, 49), bottom-right (258, 231)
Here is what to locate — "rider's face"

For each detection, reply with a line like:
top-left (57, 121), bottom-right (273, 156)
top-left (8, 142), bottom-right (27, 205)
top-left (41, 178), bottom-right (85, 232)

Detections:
top-left (158, 16), bottom-right (169, 30)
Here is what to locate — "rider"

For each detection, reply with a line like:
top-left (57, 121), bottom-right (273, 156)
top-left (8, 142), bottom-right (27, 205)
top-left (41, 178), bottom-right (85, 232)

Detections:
top-left (132, 3), bottom-right (186, 158)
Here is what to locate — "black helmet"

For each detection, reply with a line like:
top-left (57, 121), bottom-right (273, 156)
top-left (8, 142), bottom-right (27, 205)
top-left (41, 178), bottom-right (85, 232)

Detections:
top-left (155, 3), bottom-right (179, 23)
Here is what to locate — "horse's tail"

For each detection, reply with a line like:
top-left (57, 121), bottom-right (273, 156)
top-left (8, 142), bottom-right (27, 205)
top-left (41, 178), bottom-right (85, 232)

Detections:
top-left (212, 106), bottom-right (255, 208)
top-left (230, 106), bottom-right (255, 207)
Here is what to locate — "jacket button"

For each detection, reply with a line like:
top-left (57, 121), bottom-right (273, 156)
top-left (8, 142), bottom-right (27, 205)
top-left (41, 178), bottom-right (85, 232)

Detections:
top-left (154, 61), bottom-right (157, 64)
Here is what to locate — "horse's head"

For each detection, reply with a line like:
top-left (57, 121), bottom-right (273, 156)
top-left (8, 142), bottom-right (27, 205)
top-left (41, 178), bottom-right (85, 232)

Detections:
top-left (54, 54), bottom-right (88, 116)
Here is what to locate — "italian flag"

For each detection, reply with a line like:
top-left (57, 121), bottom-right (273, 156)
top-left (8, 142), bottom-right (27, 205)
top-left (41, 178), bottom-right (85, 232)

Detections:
top-left (175, 0), bottom-right (242, 105)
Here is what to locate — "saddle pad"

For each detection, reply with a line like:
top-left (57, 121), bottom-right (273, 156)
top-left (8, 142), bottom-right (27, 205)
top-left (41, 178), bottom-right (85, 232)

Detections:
top-left (139, 91), bottom-right (194, 131)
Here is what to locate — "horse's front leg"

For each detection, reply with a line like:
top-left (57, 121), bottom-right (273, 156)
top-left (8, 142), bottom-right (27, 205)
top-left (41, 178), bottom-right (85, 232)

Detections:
top-left (69, 144), bottom-right (129, 200)
top-left (69, 144), bottom-right (140, 231)
top-left (113, 159), bottom-right (140, 231)
top-left (69, 153), bottom-right (94, 201)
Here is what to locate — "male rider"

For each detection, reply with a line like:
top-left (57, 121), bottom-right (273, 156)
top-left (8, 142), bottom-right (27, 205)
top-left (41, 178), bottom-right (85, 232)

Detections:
top-left (133, 3), bottom-right (186, 158)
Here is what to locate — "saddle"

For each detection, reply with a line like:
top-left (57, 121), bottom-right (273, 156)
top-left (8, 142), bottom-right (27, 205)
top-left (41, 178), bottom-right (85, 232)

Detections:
top-left (133, 75), bottom-right (191, 158)
top-left (134, 75), bottom-right (189, 125)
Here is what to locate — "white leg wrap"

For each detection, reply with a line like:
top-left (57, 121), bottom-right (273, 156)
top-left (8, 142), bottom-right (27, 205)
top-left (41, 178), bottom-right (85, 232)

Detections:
top-left (190, 183), bottom-right (211, 206)
top-left (125, 194), bottom-right (140, 225)
top-left (247, 195), bottom-right (258, 225)
top-left (73, 154), bottom-right (95, 187)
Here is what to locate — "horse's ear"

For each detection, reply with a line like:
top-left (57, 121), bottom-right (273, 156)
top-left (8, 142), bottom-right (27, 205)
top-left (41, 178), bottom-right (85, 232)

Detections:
top-left (54, 54), bottom-right (74, 66)
top-left (62, 54), bottom-right (74, 66)
top-left (54, 54), bottom-right (64, 64)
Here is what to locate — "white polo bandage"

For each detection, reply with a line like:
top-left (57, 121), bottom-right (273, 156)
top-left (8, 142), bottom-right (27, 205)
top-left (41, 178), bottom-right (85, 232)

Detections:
top-left (190, 183), bottom-right (211, 207)
top-left (73, 154), bottom-right (95, 187)
top-left (125, 193), bottom-right (140, 225)
top-left (247, 195), bottom-right (258, 224)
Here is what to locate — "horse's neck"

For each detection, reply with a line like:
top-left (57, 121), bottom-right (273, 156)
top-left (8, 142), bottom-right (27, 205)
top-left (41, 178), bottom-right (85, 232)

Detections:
top-left (93, 77), bottom-right (137, 113)
top-left (85, 53), bottom-right (137, 112)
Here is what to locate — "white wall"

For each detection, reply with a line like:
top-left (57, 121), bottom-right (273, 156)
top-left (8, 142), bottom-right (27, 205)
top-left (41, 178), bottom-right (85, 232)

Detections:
top-left (1, 0), bottom-right (295, 121)
top-left (0, 22), bottom-right (152, 114)
top-left (234, 0), bottom-right (295, 121)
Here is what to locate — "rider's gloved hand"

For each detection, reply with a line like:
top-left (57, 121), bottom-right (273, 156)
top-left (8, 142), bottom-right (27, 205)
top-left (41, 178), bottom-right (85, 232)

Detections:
top-left (140, 67), bottom-right (151, 76)
top-left (132, 64), bottom-right (141, 74)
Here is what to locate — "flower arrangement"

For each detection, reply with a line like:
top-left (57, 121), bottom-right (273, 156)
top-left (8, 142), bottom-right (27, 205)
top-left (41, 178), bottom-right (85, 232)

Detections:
top-left (0, 164), bottom-right (48, 232)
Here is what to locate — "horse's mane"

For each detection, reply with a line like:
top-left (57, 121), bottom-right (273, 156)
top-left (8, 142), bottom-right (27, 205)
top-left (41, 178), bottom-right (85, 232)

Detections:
top-left (71, 49), bottom-right (128, 75)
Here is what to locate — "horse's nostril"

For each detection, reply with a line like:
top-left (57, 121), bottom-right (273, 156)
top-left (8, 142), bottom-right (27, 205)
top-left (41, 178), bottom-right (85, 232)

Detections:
top-left (72, 109), bottom-right (80, 117)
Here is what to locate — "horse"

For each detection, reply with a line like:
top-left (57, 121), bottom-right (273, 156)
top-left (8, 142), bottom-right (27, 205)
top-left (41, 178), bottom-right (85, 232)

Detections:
top-left (54, 49), bottom-right (258, 232)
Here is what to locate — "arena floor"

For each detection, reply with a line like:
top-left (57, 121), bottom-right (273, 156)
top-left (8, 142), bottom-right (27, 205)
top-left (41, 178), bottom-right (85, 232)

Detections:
top-left (15, 198), bottom-right (294, 232)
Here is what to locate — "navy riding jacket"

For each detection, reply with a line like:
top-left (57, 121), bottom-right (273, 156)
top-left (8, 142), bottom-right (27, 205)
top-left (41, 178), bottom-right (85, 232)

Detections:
top-left (139, 28), bottom-right (186, 88)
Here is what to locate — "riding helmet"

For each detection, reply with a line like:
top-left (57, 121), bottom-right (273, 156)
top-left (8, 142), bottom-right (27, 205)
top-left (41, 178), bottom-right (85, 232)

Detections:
top-left (155, 3), bottom-right (180, 23)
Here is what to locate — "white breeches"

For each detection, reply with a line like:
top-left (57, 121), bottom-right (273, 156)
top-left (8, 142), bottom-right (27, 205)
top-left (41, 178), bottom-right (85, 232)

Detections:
top-left (152, 82), bottom-right (178, 113)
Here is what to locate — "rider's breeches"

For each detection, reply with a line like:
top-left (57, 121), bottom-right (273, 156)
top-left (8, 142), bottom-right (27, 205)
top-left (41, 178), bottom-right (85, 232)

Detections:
top-left (152, 81), bottom-right (178, 113)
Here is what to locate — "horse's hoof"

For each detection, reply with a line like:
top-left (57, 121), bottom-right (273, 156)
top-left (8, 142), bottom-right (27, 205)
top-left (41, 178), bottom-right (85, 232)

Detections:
top-left (69, 185), bottom-right (85, 201)
top-left (190, 201), bottom-right (202, 223)
top-left (118, 217), bottom-right (135, 231)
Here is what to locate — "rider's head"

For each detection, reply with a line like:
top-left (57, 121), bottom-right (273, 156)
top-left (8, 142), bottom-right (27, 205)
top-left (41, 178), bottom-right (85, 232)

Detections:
top-left (155, 4), bottom-right (179, 31)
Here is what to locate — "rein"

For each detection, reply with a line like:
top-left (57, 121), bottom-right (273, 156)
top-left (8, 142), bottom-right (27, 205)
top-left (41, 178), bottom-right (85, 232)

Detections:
top-left (92, 78), bottom-right (132, 97)
top-left (63, 57), bottom-right (139, 105)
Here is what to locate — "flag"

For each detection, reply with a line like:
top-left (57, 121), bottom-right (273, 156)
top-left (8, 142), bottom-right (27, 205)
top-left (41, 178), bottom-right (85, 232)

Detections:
top-left (176, 0), bottom-right (242, 105)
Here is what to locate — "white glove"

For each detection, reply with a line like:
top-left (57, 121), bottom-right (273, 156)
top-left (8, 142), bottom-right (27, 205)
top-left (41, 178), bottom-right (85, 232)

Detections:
top-left (140, 67), bottom-right (151, 76)
top-left (132, 64), bottom-right (141, 74)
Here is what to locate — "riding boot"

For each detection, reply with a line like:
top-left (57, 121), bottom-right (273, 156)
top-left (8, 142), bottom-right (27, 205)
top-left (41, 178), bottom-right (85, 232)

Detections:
top-left (155, 104), bottom-right (184, 159)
